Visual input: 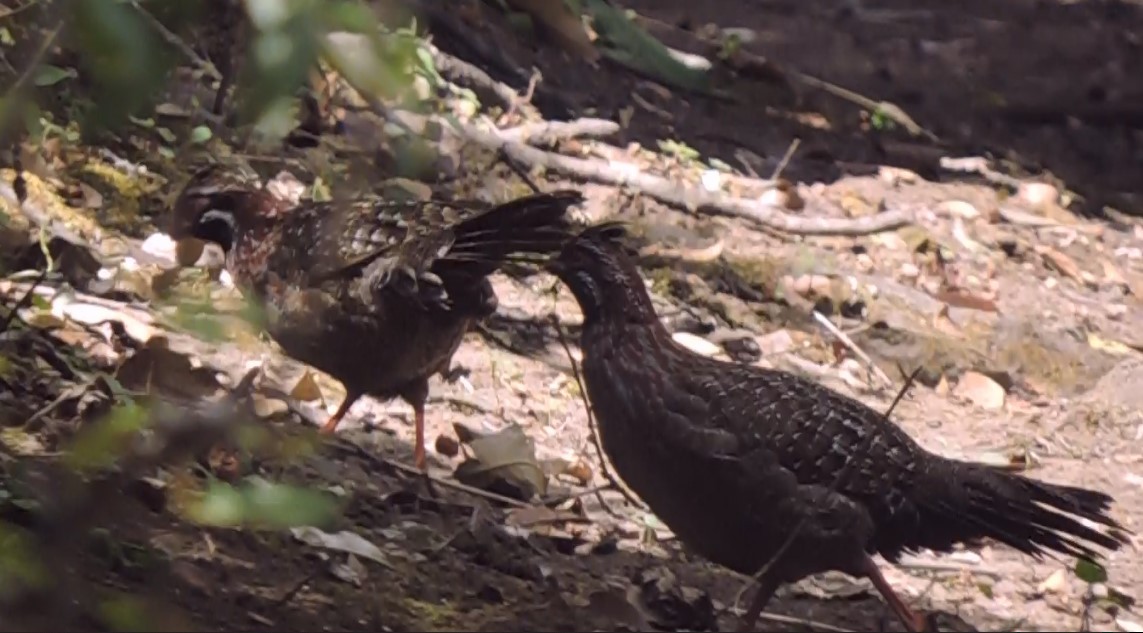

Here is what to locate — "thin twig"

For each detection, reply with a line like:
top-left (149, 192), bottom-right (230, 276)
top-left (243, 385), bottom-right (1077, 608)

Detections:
top-left (0, 267), bottom-right (49, 333)
top-left (455, 119), bottom-right (915, 236)
top-left (128, 0), bottom-right (221, 81)
top-left (769, 138), bottom-right (801, 181)
top-left (0, 20), bottom-right (62, 146)
top-left (895, 559), bottom-right (1003, 580)
top-left (498, 145), bottom-right (542, 194)
top-left (812, 310), bottom-right (893, 389)
top-left (723, 606), bottom-right (858, 633)
top-left (333, 438), bottom-right (531, 509)
top-left (548, 315), bottom-right (648, 515)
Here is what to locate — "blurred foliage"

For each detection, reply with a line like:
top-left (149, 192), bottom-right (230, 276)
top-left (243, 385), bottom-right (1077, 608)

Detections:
top-left (1, 0), bottom-right (420, 626)
top-left (1, 0), bottom-right (422, 146)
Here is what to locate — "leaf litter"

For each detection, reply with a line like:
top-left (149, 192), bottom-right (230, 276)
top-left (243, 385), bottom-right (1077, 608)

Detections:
top-left (4, 0), bottom-right (1143, 630)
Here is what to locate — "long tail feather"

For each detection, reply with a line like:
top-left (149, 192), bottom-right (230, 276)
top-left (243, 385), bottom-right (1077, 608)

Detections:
top-left (439, 190), bottom-right (582, 274)
top-left (892, 459), bottom-right (1131, 562)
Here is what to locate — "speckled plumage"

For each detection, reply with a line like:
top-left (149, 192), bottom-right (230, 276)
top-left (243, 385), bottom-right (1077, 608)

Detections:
top-left (549, 222), bottom-right (1130, 632)
top-left (169, 165), bottom-right (582, 468)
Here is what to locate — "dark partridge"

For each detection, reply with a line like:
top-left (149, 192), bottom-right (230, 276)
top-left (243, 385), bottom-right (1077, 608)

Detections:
top-left (547, 222), bottom-right (1131, 632)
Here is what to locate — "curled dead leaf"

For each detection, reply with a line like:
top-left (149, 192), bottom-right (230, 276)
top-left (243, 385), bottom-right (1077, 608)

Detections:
top-left (1036, 245), bottom-right (1084, 284)
top-left (290, 369), bottom-right (324, 402)
top-left (933, 289), bottom-right (999, 313)
top-left (452, 422), bottom-right (547, 501)
top-left (115, 337), bottom-right (225, 400)
top-left (250, 394), bottom-right (290, 419)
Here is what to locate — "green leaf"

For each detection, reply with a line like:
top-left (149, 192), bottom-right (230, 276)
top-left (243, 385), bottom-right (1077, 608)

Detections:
top-left (33, 64), bottom-right (76, 87)
top-left (1074, 558), bottom-right (1108, 584)
top-left (189, 125), bottom-right (212, 144)
top-left (97, 593), bottom-right (153, 633)
top-left (185, 479), bottom-right (340, 529)
top-left (155, 126), bottom-right (177, 144)
top-left (71, 0), bottom-right (171, 130)
top-left (64, 402), bottom-right (150, 472)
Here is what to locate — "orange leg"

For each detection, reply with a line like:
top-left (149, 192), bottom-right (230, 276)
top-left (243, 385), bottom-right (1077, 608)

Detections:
top-left (411, 398), bottom-right (426, 471)
top-left (737, 556), bottom-right (930, 633)
top-left (402, 384), bottom-right (438, 500)
top-left (861, 555), bottom-right (931, 633)
top-left (319, 391), bottom-right (361, 435)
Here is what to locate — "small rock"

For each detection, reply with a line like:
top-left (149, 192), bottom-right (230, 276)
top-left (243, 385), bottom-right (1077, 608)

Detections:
top-left (878, 166), bottom-right (920, 185)
top-left (1036, 568), bottom-right (1068, 595)
top-left (953, 371), bottom-right (1006, 410)
top-left (759, 186), bottom-right (791, 209)
top-left (671, 332), bottom-right (722, 357)
top-left (937, 199), bottom-right (980, 220)
top-left (1106, 304), bottom-right (1127, 320)
top-left (435, 434), bottom-right (460, 458)
top-left (1017, 182), bottom-right (1060, 207)
top-left (899, 262), bottom-right (920, 279)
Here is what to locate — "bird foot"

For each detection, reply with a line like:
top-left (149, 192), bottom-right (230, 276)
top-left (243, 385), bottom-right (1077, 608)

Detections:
top-left (440, 364), bottom-right (471, 384)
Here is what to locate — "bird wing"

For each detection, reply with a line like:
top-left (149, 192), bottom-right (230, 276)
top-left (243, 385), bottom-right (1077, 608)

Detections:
top-left (272, 196), bottom-right (490, 291)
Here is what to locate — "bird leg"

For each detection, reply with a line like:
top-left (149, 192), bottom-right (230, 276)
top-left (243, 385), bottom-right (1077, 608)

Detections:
top-left (861, 555), bottom-right (931, 633)
top-left (319, 391), bottom-right (362, 435)
top-left (402, 383), bottom-right (439, 501)
top-left (411, 397), bottom-right (427, 471)
top-left (735, 574), bottom-right (781, 632)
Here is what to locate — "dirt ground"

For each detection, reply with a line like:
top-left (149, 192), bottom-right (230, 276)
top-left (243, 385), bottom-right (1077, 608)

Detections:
top-left (3, 0), bottom-right (1143, 631)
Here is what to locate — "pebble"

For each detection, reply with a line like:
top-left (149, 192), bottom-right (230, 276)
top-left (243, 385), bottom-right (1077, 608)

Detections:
top-left (1016, 181), bottom-right (1060, 207)
top-left (937, 199), bottom-right (981, 220)
top-left (953, 371), bottom-right (1006, 411)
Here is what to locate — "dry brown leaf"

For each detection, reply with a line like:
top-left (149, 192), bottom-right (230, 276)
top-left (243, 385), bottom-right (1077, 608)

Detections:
top-left (1036, 245), bottom-right (1084, 284)
top-left (504, 505), bottom-right (579, 528)
top-left (115, 337), bottom-right (225, 400)
top-left (933, 289), bottom-right (999, 313)
top-left (452, 422), bottom-right (547, 500)
top-left (251, 394), bottom-right (290, 418)
top-left (290, 369), bottom-right (324, 402)
top-left (504, 0), bottom-right (600, 63)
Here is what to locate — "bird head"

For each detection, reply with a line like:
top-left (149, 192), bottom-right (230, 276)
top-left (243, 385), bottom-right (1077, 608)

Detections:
top-left (167, 164), bottom-right (262, 263)
top-left (547, 221), bottom-right (658, 325)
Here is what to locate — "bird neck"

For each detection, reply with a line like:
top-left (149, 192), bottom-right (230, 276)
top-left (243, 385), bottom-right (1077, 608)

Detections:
top-left (562, 257), bottom-right (661, 330)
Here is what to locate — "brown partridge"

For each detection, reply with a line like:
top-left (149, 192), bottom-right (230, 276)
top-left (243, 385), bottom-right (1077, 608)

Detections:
top-left (168, 165), bottom-right (581, 470)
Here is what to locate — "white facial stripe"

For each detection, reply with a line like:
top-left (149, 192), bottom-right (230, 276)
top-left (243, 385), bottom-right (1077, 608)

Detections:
top-left (200, 208), bottom-right (238, 233)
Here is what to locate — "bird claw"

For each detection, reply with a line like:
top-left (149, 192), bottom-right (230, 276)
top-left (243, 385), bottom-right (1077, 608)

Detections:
top-left (441, 364), bottom-right (471, 384)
